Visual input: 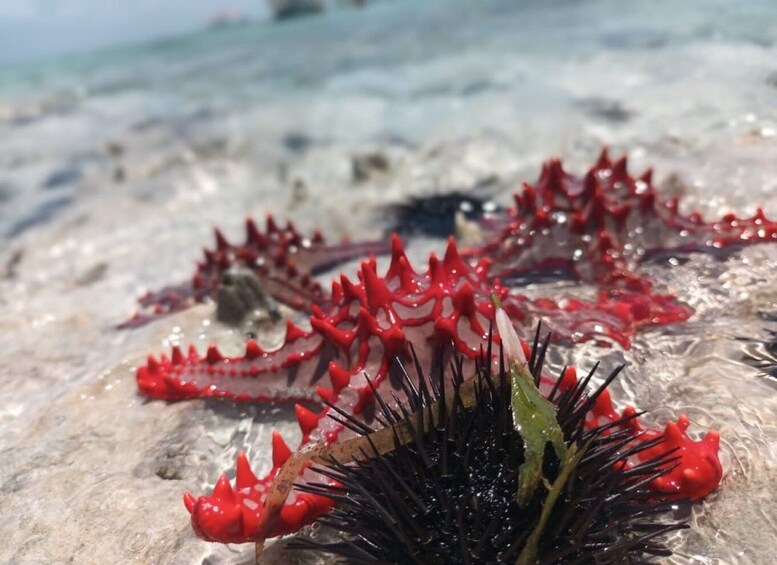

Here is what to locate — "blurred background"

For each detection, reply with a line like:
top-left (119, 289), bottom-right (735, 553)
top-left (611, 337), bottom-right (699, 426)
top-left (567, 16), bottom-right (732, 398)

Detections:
top-left (2, 0), bottom-right (777, 240)
top-left (1, 1), bottom-right (269, 65)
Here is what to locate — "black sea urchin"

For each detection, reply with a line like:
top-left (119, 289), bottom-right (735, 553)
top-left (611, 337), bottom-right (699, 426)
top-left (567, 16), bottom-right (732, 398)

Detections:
top-left (290, 337), bottom-right (688, 564)
top-left (385, 190), bottom-right (502, 237)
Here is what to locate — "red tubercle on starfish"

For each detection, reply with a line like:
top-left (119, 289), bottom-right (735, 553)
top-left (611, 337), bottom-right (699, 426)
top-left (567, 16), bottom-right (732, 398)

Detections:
top-left (119, 214), bottom-right (391, 328)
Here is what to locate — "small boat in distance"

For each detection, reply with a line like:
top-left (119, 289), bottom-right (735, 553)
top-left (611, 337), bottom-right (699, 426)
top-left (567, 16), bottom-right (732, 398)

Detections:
top-left (267, 0), bottom-right (324, 20)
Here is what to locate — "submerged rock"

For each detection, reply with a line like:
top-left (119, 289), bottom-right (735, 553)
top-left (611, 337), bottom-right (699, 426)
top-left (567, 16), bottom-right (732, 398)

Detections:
top-left (216, 269), bottom-right (282, 326)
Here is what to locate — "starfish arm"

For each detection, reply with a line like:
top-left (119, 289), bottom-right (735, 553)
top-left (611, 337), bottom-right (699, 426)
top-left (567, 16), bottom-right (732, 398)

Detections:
top-left (136, 320), bottom-right (335, 402)
top-left (297, 239), bottom-right (392, 275)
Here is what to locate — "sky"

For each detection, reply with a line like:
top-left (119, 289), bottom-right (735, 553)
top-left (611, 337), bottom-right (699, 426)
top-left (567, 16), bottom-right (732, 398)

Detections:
top-left (0, 0), bottom-right (270, 65)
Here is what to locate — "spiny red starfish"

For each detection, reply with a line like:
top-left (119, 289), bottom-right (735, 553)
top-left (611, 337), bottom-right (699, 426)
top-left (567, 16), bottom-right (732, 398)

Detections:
top-left (465, 148), bottom-right (777, 293)
top-left (137, 236), bottom-right (723, 544)
top-left (120, 215), bottom-right (390, 328)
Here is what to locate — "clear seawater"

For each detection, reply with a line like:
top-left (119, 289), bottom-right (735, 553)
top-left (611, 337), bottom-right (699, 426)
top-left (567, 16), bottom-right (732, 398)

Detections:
top-left (1, 0), bottom-right (777, 563)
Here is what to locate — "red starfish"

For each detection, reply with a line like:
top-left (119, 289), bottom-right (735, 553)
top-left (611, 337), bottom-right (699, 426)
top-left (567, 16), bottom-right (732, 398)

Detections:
top-left (465, 148), bottom-right (777, 294)
top-left (137, 236), bottom-right (723, 544)
top-left (119, 215), bottom-right (391, 328)
top-left (137, 235), bottom-right (682, 403)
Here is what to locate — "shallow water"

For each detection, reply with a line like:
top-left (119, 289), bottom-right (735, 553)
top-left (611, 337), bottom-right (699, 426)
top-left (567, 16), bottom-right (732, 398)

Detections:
top-left (1, 0), bottom-right (777, 563)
